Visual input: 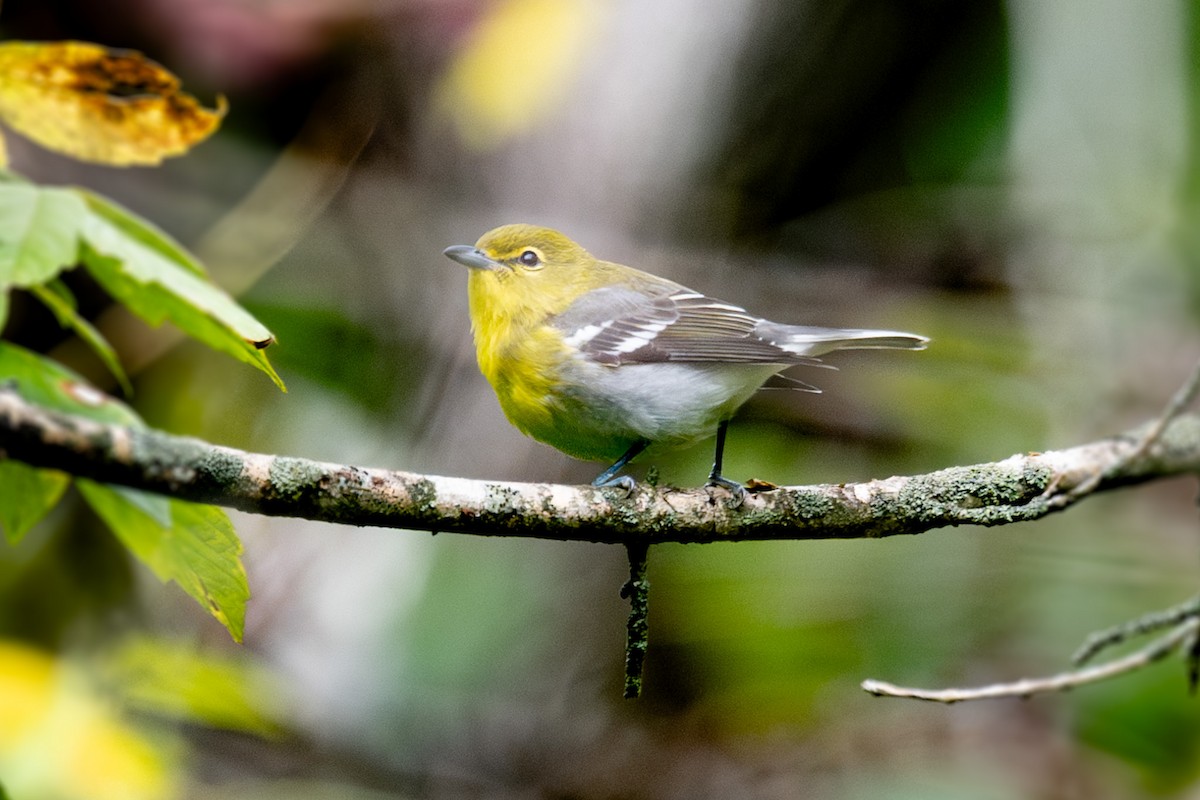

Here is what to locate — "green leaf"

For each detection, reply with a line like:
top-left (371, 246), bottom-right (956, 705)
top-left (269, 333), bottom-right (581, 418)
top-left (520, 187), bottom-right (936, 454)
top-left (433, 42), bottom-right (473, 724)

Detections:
top-left (105, 483), bottom-right (172, 528)
top-left (77, 481), bottom-right (247, 642)
top-left (30, 280), bottom-right (132, 396)
top-left (0, 288), bottom-right (8, 329)
top-left (77, 189), bottom-right (207, 277)
top-left (0, 340), bottom-right (140, 426)
top-left (0, 341), bottom-right (134, 542)
top-left (0, 343), bottom-right (247, 639)
top-left (77, 192), bottom-right (285, 391)
top-left (0, 460), bottom-right (69, 543)
top-left (105, 637), bottom-right (281, 735)
top-left (0, 182), bottom-right (87, 288)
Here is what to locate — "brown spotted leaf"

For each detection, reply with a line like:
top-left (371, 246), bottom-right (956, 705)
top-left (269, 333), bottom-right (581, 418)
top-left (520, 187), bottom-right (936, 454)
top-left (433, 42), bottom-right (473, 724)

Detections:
top-left (0, 41), bottom-right (225, 166)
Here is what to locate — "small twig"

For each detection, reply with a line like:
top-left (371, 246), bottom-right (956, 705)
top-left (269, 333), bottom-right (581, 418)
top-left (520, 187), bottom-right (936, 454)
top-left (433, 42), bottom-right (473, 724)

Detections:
top-left (862, 618), bottom-right (1200, 703)
top-left (1133, 357), bottom-right (1200, 458)
top-left (621, 542), bottom-right (650, 699)
top-left (1187, 625), bottom-right (1200, 695)
top-left (1048, 356), bottom-right (1200, 509)
top-left (1073, 594), bottom-right (1200, 665)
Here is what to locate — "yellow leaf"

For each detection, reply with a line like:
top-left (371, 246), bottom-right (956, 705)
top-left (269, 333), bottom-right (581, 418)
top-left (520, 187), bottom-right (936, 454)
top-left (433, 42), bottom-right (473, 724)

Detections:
top-left (436, 0), bottom-right (603, 149)
top-left (0, 41), bottom-right (225, 166)
top-left (0, 641), bottom-right (178, 800)
top-left (0, 641), bottom-right (56, 750)
top-left (66, 713), bottom-right (176, 800)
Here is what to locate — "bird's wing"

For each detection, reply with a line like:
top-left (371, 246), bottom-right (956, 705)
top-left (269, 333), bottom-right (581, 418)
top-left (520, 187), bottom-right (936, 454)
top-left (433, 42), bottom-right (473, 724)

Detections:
top-left (550, 286), bottom-right (815, 366)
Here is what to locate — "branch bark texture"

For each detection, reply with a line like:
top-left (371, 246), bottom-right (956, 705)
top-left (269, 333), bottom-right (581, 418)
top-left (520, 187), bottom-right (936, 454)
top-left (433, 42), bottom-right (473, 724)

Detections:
top-left (1, 387), bottom-right (1198, 544)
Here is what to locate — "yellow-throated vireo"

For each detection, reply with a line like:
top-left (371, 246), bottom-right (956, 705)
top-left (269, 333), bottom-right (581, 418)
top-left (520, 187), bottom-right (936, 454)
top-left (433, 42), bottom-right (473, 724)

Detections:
top-left (444, 224), bottom-right (927, 497)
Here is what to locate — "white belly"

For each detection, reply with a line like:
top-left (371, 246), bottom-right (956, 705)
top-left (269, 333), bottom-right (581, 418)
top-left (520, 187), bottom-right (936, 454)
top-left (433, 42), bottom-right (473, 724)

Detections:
top-left (558, 359), bottom-right (783, 449)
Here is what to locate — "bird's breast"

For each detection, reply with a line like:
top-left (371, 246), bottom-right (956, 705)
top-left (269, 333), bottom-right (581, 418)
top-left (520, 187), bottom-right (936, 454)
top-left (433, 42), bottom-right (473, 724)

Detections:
top-left (474, 324), bottom-right (570, 434)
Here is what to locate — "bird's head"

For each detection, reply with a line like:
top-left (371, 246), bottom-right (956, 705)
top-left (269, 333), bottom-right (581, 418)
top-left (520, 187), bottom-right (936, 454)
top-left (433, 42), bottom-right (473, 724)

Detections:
top-left (444, 224), bottom-right (599, 325)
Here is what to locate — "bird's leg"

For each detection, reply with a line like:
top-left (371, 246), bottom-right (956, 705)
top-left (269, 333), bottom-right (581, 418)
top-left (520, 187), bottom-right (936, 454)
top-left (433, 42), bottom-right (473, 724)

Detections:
top-left (707, 420), bottom-right (747, 506)
top-left (592, 440), bottom-right (650, 493)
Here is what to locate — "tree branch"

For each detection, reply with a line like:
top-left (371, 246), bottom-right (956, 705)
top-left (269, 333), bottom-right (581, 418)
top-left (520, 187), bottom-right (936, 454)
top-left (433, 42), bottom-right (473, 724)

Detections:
top-left (861, 617), bottom-right (1200, 703)
top-left (1, 386), bottom-right (1199, 543)
top-left (1046, 355), bottom-right (1200, 510)
top-left (1073, 594), bottom-right (1200, 666)
top-left (621, 542), bottom-right (650, 699)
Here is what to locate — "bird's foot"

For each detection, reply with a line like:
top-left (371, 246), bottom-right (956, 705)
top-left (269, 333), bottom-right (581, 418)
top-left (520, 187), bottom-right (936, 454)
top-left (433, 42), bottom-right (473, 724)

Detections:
top-left (705, 473), bottom-right (747, 508)
top-left (593, 474), bottom-right (637, 497)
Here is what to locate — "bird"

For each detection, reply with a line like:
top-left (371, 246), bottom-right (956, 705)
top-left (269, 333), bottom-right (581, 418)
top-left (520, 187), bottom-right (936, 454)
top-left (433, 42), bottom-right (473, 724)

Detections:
top-left (444, 224), bottom-right (927, 498)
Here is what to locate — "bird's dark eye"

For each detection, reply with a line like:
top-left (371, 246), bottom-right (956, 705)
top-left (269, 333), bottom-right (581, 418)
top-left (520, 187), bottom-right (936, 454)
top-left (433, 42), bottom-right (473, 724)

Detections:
top-left (518, 249), bottom-right (540, 267)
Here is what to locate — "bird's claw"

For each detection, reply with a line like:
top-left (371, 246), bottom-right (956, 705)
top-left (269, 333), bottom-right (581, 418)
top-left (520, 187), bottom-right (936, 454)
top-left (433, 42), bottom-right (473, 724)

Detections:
top-left (705, 474), bottom-right (747, 508)
top-left (593, 474), bottom-right (637, 498)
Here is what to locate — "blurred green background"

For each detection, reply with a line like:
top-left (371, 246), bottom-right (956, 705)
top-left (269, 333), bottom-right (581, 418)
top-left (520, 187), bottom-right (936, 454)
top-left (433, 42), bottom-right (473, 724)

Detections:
top-left (2, 0), bottom-right (1200, 797)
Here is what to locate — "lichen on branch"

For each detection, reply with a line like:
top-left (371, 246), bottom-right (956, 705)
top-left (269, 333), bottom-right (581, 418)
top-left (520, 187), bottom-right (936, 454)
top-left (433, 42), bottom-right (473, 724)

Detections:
top-left (2, 386), bottom-right (1198, 543)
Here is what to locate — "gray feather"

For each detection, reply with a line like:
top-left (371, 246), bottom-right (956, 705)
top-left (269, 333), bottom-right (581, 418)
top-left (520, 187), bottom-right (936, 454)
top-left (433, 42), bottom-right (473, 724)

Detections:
top-left (552, 286), bottom-right (927, 366)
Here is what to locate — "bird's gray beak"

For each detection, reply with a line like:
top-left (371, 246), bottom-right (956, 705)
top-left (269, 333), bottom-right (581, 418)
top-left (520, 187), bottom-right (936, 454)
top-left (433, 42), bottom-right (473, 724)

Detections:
top-left (443, 245), bottom-right (499, 271)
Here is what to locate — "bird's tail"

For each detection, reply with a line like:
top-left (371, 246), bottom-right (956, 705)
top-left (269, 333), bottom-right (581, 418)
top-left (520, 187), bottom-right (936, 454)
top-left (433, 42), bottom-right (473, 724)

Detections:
top-left (764, 324), bottom-right (929, 358)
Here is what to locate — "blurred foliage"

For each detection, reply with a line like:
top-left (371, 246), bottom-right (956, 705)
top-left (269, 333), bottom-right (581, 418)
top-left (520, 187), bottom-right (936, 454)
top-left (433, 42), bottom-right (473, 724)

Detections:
top-left (1075, 666), bottom-right (1200, 792)
top-left (436, 0), bottom-right (603, 150)
top-left (242, 302), bottom-right (413, 415)
top-left (0, 640), bottom-right (180, 800)
top-left (101, 636), bottom-right (283, 735)
top-left (0, 636), bottom-right (284, 800)
top-left (709, 1), bottom-right (1009, 236)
